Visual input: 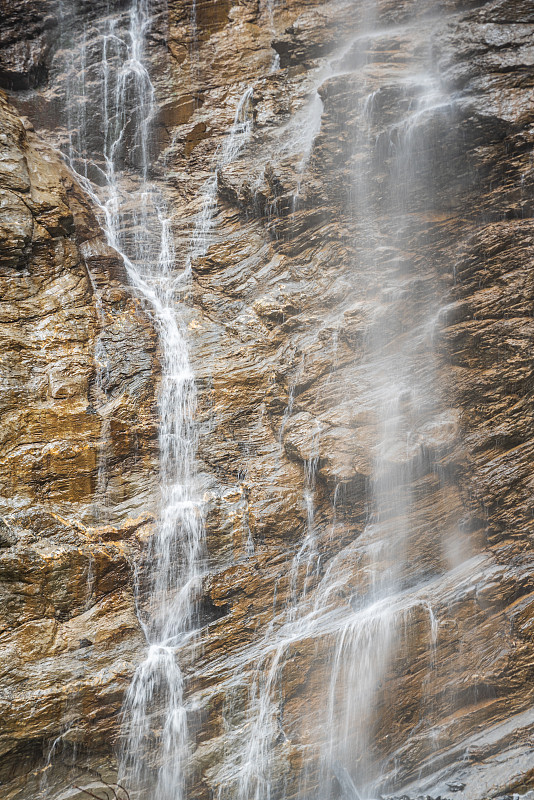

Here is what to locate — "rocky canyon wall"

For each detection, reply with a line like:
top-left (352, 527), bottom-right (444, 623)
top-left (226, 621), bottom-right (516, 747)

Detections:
top-left (0, 1), bottom-right (533, 799)
top-left (0, 80), bottom-right (160, 796)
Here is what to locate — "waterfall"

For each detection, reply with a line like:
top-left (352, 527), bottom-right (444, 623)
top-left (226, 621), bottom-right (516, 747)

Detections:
top-left (211, 7), bottom-right (465, 800)
top-left (56, 0), bottom-right (204, 797)
top-left (51, 0), bottom-right (262, 795)
top-left (313, 13), bottom-right (460, 797)
top-left (318, 32), bottom-right (460, 795)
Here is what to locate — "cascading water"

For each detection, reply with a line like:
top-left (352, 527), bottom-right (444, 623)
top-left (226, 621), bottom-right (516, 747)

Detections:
top-left (214, 7), bottom-right (467, 800)
top-left (317, 62), bottom-right (446, 800)
top-left (190, 85), bottom-right (254, 262)
top-left (54, 1), bottom-right (204, 797)
top-left (44, 1), bottom-right (263, 795)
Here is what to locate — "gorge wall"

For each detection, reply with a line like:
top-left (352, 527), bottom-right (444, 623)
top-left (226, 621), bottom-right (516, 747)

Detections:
top-left (0, 1), bottom-right (533, 799)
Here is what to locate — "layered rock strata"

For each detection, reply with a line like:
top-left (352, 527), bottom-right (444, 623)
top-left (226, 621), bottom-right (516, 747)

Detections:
top-left (0, 90), bottom-right (159, 797)
top-left (0, 0), bottom-right (533, 798)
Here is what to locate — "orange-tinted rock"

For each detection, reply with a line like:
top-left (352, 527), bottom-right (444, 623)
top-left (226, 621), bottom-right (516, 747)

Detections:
top-left (0, 89), bottom-right (159, 795)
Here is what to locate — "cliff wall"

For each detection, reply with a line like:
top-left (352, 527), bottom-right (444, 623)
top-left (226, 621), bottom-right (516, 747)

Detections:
top-left (0, 1), bottom-right (533, 798)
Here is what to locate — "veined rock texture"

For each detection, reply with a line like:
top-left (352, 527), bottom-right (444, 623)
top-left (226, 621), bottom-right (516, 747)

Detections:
top-left (0, 57), bottom-right (159, 799)
top-left (0, 0), bottom-right (533, 799)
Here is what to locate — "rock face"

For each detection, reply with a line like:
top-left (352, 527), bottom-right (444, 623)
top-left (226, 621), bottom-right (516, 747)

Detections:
top-left (0, 0), bottom-right (533, 799)
top-left (0, 89), bottom-right (159, 796)
top-left (0, 0), bottom-right (59, 90)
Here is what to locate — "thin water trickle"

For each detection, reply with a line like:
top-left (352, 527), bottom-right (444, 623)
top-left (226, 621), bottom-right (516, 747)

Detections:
top-left (190, 0), bottom-right (198, 64)
top-left (190, 86), bottom-right (254, 263)
top-left (263, 0), bottom-right (281, 71)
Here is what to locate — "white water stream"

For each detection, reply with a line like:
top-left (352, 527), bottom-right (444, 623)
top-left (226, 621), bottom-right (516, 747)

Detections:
top-left (57, 1), bottom-right (203, 797)
top-left (53, 1), bottom-right (262, 797)
top-left (210, 10), bottom-right (463, 800)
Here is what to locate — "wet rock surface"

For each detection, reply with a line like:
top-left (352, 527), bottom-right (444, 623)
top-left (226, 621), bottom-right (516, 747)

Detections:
top-left (0, 86), bottom-right (159, 796)
top-left (0, 0), bottom-right (533, 798)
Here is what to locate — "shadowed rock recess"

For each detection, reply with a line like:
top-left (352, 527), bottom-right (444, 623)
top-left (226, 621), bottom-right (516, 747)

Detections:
top-left (0, 0), bottom-right (533, 799)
